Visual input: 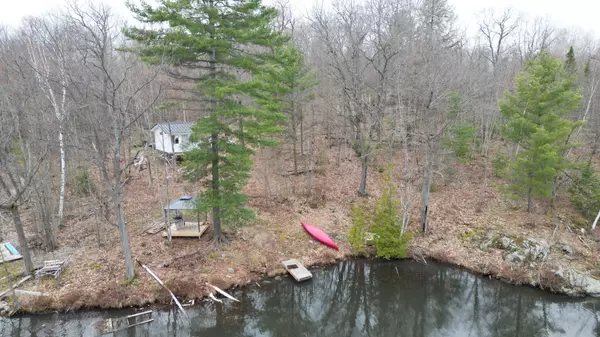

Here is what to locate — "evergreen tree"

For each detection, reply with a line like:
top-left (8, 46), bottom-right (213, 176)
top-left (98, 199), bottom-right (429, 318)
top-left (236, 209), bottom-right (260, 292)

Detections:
top-left (267, 44), bottom-right (318, 174)
top-left (125, 0), bottom-right (287, 242)
top-left (500, 52), bottom-right (583, 212)
top-left (565, 46), bottom-right (576, 74)
top-left (584, 59), bottom-right (591, 77)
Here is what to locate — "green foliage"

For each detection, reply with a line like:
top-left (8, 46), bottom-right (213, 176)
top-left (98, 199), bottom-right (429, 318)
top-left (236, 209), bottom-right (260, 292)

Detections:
top-left (349, 204), bottom-right (368, 254)
top-left (446, 90), bottom-right (464, 119)
top-left (499, 52), bottom-right (583, 207)
top-left (72, 168), bottom-right (94, 196)
top-left (443, 123), bottom-right (476, 162)
top-left (569, 165), bottom-right (600, 219)
top-left (565, 46), bottom-right (576, 73)
top-left (348, 166), bottom-right (412, 259)
top-left (126, 0), bottom-right (289, 231)
top-left (492, 151), bottom-right (509, 178)
top-left (584, 59), bottom-right (591, 77)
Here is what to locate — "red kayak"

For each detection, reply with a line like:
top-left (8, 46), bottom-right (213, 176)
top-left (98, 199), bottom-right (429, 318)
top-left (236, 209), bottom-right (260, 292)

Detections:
top-left (301, 222), bottom-right (339, 250)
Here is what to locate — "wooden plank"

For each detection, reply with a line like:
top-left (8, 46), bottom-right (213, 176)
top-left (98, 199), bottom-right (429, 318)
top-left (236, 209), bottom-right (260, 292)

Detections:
top-left (163, 224), bottom-right (208, 238)
top-left (0, 275), bottom-right (32, 299)
top-left (125, 310), bottom-right (152, 319)
top-left (282, 259), bottom-right (312, 282)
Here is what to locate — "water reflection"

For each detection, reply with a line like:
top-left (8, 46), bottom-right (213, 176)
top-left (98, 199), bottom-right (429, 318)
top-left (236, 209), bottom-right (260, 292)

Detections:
top-left (1, 260), bottom-right (598, 337)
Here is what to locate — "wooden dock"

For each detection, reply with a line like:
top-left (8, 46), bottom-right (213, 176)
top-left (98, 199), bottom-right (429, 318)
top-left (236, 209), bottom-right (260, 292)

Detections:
top-left (163, 223), bottom-right (208, 238)
top-left (282, 259), bottom-right (312, 282)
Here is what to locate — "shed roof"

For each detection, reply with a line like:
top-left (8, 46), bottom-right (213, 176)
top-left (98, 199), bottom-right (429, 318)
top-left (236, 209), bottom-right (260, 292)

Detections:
top-left (151, 122), bottom-right (194, 135)
top-left (164, 195), bottom-right (197, 211)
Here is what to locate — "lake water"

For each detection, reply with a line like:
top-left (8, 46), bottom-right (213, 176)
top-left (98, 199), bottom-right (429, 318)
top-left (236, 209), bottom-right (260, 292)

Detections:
top-left (1, 260), bottom-right (598, 336)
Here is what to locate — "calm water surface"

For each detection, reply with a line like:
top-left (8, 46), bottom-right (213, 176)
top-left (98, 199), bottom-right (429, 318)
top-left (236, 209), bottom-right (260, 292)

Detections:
top-left (1, 260), bottom-right (598, 337)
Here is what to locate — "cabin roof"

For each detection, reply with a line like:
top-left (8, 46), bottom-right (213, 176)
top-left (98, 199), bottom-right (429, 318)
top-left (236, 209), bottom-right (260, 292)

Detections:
top-left (164, 195), bottom-right (197, 211)
top-left (151, 122), bottom-right (194, 135)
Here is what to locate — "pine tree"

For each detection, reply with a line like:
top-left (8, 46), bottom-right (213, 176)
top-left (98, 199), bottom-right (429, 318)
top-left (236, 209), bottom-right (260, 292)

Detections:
top-left (125, 0), bottom-right (287, 242)
top-left (500, 52), bottom-right (583, 212)
top-left (565, 46), bottom-right (576, 74)
top-left (267, 44), bottom-right (318, 174)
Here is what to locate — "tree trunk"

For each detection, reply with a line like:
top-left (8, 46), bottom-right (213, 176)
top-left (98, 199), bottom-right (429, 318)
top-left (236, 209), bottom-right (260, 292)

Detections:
top-left (300, 106), bottom-right (305, 156)
top-left (527, 185), bottom-right (533, 213)
top-left (358, 128), bottom-right (368, 196)
top-left (420, 148), bottom-right (434, 233)
top-left (239, 118), bottom-right (245, 148)
top-left (211, 132), bottom-right (223, 241)
top-left (115, 193), bottom-right (135, 280)
top-left (359, 155), bottom-right (368, 196)
top-left (10, 206), bottom-right (33, 274)
top-left (57, 127), bottom-right (66, 229)
top-left (291, 106), bottom-right (298, 175)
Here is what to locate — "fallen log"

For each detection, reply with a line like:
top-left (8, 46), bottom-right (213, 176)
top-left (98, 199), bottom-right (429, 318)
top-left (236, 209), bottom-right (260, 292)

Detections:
top-left (14, 289), bottom-right (45, 297)
top-left (136, 260), bottom-right (187, 317)
top-left (207, 283), bottom-right (240, 302)
top-left (0, 275), bottom-right (32, 299)
top-left (208, 293), bottom-right (222, 303)
top-left (281, 168), bottom-right (312, 176)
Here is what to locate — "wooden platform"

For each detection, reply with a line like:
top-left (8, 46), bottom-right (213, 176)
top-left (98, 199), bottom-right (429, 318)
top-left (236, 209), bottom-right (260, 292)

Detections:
top-left (163, 223), bottom-right (208, 238)
top-left (282, 259), bottom-right (312, 282)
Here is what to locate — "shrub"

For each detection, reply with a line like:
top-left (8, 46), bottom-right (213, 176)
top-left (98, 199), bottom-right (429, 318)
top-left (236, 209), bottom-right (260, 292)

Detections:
top-left (569, 165), bottom-right (600, 219)
top-left (72, 168), bottom-right (95, 195)
top-left (349, 204), bottom-right (367, 254)
top-left (442, 123), bottom-right (476, 162)
top-left (348, 166), bottom-right (412, 259)
top-left (492, 151), bottom-right (509, 178)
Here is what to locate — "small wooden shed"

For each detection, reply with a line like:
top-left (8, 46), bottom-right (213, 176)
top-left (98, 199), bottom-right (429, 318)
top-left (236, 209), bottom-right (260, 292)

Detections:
top-left (151, 122), bottom-right (195, 154)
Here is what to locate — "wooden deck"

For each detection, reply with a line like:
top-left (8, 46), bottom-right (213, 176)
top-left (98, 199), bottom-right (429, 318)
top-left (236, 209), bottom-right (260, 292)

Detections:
top-left (282, 259), bottom-right (312, 282)
top-left (163, 223), bottom-right (208, 238)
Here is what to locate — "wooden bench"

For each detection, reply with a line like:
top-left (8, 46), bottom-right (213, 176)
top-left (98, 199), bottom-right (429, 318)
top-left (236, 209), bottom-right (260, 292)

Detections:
top-left (35, 260), bottom-right (65, 279)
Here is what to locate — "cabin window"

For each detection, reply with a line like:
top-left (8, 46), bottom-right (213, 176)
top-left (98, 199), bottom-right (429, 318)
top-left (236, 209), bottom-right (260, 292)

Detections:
top-left (172, 135), bottom-right (180, 144)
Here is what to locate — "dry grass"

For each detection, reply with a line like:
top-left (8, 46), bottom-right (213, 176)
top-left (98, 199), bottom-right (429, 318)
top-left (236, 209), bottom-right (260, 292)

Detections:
top-left (9, 140), bottom-right (600, 314)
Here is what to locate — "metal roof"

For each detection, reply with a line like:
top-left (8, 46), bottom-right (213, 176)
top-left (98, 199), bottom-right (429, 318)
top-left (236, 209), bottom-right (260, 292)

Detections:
top-left (151, 122), bottom-right (194, 135)
top-left (164, 195), bottom-right (197, 211)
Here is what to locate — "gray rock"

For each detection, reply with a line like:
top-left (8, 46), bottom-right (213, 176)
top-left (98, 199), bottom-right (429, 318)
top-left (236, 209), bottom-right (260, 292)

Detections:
top-left (562, 245), bottom-right (573, 255)
top-left (499, 237), bottom-right (516, 250)
top-left (479, 239), bottom-right (493, 251)
top-left (228, 268), bottom-right (235, 273)
top-left (505, 252), bottom-right (525, 264)
top-left (555, 269), bottom-right (600, 297)
top-left (522, 238), bottom-right (549, 261)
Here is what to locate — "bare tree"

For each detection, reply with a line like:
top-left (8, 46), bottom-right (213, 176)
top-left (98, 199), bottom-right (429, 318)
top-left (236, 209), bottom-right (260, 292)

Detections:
top-left (65, 3), bottom-right (162, 280)
top-left (22, 16), bottom-right (73, 230)
top-left (477, 8), bottom-right (521, 71)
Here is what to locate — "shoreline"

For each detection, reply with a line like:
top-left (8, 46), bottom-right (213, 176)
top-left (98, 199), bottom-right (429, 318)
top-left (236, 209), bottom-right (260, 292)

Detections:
top-left (8, 244), bottom-right (596, 317)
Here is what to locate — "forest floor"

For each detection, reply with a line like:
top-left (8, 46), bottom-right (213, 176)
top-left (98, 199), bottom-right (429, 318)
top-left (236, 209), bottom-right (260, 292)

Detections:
top-left (3, 140), bottom-right (600, 315)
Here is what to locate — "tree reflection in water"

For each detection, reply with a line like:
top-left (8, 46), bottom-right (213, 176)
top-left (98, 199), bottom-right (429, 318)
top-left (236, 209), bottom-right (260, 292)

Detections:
top-left (0, 260), bottom-right (597, 337)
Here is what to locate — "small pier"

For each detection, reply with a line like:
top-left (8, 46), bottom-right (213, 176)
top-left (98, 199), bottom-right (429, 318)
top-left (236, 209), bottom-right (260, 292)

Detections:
top-left (282, 259), bottom-right (312, 282)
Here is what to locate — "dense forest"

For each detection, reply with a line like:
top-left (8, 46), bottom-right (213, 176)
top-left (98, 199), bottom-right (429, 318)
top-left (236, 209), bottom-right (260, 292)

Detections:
top-left (0, 0), bottom-right (599, 314)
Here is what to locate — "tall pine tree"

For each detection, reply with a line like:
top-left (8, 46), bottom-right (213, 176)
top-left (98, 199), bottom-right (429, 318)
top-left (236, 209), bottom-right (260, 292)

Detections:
top-left (565, 46), bottom-right (576, 74)
top-left (500, 52), bottom-right (583, 212)
top-left (267, 44), bottom-right (318, 174)
top-left (125, 0), bottom-right (287, 242)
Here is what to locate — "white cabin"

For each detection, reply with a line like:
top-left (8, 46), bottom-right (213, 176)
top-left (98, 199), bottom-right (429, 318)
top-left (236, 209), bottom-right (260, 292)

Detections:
top-left (151, 122), bottom-right (195, 154)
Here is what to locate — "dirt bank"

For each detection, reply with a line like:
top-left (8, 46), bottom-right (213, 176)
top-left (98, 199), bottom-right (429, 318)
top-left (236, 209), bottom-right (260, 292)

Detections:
top-left (3, 145), bottom-right (600, 316)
